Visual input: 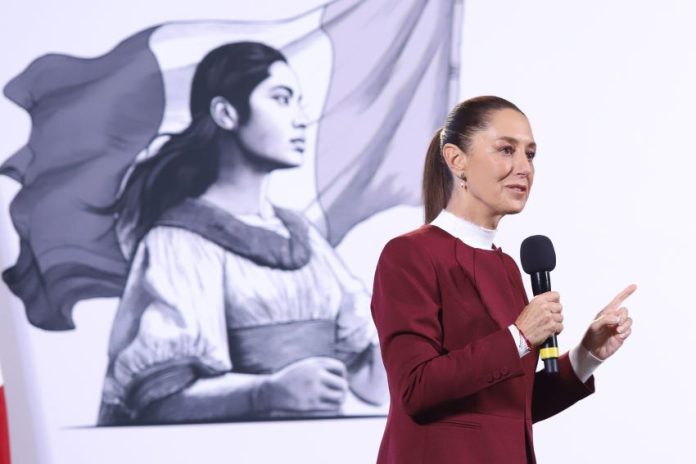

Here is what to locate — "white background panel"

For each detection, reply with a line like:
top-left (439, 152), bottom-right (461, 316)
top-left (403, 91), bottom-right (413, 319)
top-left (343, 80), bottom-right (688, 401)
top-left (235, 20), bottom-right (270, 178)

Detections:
top-left (1, 1), bottom-right (695, 463)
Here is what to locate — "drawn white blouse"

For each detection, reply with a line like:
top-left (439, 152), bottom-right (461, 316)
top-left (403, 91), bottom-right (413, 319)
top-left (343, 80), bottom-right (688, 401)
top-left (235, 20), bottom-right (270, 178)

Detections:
top-left (101, 214), bottom-right (377, 407)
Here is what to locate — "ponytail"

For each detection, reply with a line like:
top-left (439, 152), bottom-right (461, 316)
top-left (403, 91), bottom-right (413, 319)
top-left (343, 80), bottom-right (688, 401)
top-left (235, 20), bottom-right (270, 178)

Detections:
top-left (422, 128), bottom-right (452, 223)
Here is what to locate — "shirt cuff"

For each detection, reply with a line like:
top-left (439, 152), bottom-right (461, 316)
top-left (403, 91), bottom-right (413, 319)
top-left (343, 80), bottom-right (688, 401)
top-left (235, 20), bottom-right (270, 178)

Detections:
top-left (569, 344), bottom-right (603, 383)
top-left (508, 324), bottom-right (531, 358)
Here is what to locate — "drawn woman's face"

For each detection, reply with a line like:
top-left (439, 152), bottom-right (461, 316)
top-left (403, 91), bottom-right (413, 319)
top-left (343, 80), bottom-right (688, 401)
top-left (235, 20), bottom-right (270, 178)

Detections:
top-left (237, 61), bottom-right (308, 168)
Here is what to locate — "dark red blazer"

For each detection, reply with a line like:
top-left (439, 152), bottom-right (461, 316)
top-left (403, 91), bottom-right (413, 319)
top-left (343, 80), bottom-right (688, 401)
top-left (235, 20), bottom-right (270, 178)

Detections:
top-left (371, 225), bottom-right (594, 464)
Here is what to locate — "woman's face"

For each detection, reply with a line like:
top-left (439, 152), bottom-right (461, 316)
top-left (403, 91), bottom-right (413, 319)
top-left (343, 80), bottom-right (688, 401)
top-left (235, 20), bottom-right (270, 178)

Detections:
top-left (461, 108), bottom-right (536, 224)
top-left (237, 61), bottom-right (308, 168)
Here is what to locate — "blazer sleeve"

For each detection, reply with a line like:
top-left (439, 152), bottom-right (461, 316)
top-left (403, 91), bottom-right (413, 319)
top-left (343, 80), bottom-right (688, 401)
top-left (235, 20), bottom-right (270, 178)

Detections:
top-left (371, 236), bottom-right (525, 418)
top-left (532, 353), bottom-right (595, 422)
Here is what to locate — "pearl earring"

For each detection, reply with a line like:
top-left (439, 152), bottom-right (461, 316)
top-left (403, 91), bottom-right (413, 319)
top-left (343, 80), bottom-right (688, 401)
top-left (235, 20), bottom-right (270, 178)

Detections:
top-left (459, 173), bottom-right (467, 189)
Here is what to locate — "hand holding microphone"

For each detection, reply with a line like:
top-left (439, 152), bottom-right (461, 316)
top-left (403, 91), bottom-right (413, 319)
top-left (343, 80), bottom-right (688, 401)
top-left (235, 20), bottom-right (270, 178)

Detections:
top-left (515, 291), bottom-right (564, 346)
top-left (519, 235), bottom-right (560, 374)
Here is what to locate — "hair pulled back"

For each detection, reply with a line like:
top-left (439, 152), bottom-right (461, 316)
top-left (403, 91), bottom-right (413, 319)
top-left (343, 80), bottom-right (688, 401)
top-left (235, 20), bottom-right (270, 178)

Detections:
top-left (422, 95), bottom-right (524, 223)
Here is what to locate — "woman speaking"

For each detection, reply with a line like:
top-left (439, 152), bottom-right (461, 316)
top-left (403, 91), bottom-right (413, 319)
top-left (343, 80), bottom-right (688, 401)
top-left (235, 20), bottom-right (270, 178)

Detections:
top-left (371, 96), bottom-right (635, 463)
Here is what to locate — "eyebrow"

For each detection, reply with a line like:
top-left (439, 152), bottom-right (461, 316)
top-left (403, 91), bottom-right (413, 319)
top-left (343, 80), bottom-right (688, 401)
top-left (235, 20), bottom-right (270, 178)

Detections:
top-left (496, 136), bottom-right (536, 149)
top-left (270, 85), bottom-right (294, 96)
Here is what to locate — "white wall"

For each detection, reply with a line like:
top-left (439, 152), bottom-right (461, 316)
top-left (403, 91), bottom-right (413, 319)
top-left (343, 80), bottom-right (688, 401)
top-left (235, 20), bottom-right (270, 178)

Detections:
top-left (1, 0), bottom-right (695, 463)
top-left (457, 1), bottom-right (696, 462)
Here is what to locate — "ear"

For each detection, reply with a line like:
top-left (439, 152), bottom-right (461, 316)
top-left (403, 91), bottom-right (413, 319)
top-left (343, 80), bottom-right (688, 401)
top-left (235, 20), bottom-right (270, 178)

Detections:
top-left (210, 96), bottom-right (239, 131)
top-left (442, 142), bottom-right (469, 179)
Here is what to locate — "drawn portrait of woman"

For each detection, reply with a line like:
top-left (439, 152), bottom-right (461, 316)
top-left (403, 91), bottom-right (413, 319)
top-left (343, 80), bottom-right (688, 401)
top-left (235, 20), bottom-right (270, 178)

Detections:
top-left (0, 2), bottom-right (460, 431)
top-left (96, 42), bottom-right (388, 425)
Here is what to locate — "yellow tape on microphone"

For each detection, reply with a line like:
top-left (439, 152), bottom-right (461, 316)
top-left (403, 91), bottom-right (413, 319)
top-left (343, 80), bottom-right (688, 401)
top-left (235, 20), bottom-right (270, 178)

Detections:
top-left (539, 347), bottom-right (559, 359)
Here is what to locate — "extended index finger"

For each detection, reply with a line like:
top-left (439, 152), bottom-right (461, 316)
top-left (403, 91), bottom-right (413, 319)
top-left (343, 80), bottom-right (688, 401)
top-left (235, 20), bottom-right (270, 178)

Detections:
top-left (607, 284), bottom-right (637, 310)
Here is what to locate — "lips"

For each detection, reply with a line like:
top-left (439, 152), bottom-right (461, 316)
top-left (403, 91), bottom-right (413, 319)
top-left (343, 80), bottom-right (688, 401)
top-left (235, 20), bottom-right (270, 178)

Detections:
top-left (291, 137), bottom-right (306, 153)
top-left (506, 184), bottom-right (528, 193)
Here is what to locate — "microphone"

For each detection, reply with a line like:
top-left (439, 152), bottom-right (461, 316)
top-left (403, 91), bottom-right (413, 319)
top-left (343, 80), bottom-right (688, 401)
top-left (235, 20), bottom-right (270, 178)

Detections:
top-left (520, 235), bottom-right (559, 375)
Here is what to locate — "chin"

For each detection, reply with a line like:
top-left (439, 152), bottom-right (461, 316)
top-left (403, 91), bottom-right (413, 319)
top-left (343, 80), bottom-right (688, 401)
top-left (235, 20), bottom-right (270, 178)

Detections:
top-left (276, 155), bottom-right (303, 169)
top-left (257, 151), bottom-right (304, 170)
top-left (505, 202), bottom-right (527, 215)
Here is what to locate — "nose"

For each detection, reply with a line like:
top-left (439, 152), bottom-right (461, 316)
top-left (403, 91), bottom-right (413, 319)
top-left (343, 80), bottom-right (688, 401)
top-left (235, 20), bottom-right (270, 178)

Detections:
top-left (514, 149), bottom-right (533, 177)
top-left (294, 105), bottom-right (309, 130)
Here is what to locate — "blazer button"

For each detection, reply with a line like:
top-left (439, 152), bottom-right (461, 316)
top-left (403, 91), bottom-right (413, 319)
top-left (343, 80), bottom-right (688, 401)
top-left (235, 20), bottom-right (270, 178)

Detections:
top-left (487, 375), bottom-right (494, 383)
top-left (501, 367), bottom-right (510, 376)
top-left (493, 370), bottom-right (502, 380)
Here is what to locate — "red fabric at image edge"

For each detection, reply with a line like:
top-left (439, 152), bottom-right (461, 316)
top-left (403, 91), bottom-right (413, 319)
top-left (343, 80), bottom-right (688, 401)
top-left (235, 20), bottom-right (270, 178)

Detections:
top-left (0, 387), bottom-right (9, 464)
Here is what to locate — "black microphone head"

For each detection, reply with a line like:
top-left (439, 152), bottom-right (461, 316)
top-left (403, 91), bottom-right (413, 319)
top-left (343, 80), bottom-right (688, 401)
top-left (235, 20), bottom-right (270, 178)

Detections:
top-left (520, 235), bottom-right (556, 274)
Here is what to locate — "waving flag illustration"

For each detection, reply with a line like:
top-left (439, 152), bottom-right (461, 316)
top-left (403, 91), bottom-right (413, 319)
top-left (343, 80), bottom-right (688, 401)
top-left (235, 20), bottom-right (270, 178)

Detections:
top-left (1, 0), bottom-right (462, 330)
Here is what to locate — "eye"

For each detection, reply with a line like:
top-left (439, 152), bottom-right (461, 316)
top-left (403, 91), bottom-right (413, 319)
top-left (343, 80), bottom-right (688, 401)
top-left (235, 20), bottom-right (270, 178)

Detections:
top-left (499, 145), bottom-right (514, 155)
top-left (272, 94), bottom-right (291, 106)
top-left (526, 151), bottom-right (536, 160)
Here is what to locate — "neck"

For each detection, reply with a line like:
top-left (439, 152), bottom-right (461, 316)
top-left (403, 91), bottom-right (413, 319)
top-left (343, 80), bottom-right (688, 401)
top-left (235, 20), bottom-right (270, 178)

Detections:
top-left (445, 189), bottom-right (502, 230)
top-left (200, 136), bottom-right (273, 217)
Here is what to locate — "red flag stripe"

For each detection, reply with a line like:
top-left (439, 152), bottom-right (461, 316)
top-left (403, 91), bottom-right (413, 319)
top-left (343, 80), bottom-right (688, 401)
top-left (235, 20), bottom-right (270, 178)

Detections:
top-left (0, 387), bottom-right (9, 464)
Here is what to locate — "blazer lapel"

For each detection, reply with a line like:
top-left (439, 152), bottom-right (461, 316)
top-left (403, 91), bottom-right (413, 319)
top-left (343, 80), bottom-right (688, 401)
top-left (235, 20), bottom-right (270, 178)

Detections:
top-left (454, 241), bottom-right (519, 328)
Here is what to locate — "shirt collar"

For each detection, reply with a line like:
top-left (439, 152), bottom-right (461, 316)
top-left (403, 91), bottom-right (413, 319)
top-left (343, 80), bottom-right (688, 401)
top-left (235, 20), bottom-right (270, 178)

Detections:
top-left (430, 209), bottom-right (497, 250)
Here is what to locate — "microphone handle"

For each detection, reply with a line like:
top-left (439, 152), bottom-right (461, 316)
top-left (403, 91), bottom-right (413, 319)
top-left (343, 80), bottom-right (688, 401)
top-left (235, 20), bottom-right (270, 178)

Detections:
top-left (541, 335), bottom-right (559, 374)
top-left (530, 271), bottom-right (559, 375)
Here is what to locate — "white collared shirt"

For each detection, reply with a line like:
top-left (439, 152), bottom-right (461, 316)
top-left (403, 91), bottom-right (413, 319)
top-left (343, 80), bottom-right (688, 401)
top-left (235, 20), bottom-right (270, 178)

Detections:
top-left (430, 209), bottom-right (601, 382)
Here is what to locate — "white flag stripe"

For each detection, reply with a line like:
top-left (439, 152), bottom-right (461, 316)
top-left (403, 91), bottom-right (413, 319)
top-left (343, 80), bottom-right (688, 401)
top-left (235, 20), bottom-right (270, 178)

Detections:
top-left (151, 13), bottom-right (328, 135)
